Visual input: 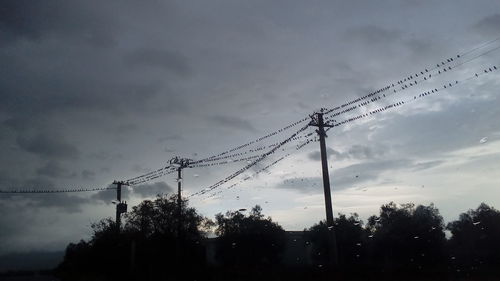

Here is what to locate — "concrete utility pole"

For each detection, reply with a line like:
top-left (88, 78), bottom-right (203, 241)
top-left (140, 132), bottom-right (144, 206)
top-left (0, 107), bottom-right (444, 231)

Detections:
top-left (177, 166), bottom-right (182, 235)
top-left (169, 157), bottom-right (192, 236)
top-left (309, 109), bottom-right (339, 267)
top-left (113, 180), bottom-right (128, 233)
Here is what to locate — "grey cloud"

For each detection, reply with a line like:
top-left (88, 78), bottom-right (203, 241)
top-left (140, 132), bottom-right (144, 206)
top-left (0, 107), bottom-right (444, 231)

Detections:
top-left (159, 134), bottom-right (184, 143)
top-left (91, 184), bottom-right (129, 204)
top-left (344, 25), bottom-right (401, 45)
top-left (277, 159), bottom-right (410, 193)
top-left (308, 145), bottom-right (385, 161)
top-left (372, 96), bottom-right (499, 157)
top-left (346, 145), bottom-right (385, 160)
top-left (0, 177), bottom-right (89, 212)
top-left (132, 164), bottom-right (150, 174)
top-left (307, 147), bottom-right (339, 161)
top-left (81, 170), bottom-right (95, 180)
top-left (88, 151), bottom-right (123, 161)
top-left (25, 193), bottom-right (88, 213)
top-left (412, 160), bottom-right (444, 171)
top-left (36, 161), bottom-right (73, 178)
top-left (132, 182), bottom-right (174, 198)
top-left (474, 14), bottom-right (500, 35)
top-left (0, 0), bottom-right (116, 47)
top-left (209, 115), bottom-right (257, 132)
top-left (125, 48), bottom-right (191, 76)
top-left (16, 133), bottom-right (79, 160)
top-left (332, 159), bottom-right (410, 190)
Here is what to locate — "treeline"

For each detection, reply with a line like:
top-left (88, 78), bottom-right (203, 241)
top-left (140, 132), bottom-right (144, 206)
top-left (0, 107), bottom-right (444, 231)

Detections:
top-left (55, 195), bottom-right (500, 281)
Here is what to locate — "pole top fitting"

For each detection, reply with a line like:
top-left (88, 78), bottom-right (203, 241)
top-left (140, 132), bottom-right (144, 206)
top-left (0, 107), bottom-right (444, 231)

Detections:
top-left (169, 157), bottom-right (193, 168)
top-left (112, 180), bottom-right (129, 186)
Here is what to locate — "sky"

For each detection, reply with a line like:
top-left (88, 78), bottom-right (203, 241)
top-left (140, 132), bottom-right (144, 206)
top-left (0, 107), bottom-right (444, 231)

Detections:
top-left (1, 0), bottom-right (500, 259)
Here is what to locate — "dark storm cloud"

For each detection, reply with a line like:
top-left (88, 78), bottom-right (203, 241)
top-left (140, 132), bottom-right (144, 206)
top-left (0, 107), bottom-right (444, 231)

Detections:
top-left (36, 160), bottom-right (74, 178)
top-left (0, 0), bottom-right (116, 47)
top-left (16, 133), bottom-right (79, 160)
top-left (0, 200), bottom-right (34, 253)
top-left (132, 182), bottom-right (174, 198)
top-left (125, 48), bottom-right (191, 76)
top-left (208, 115), bottom-right (257, 132)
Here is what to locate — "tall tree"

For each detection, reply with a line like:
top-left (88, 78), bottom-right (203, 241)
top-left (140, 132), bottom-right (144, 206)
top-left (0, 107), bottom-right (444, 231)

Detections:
top-left (307, 213), bottom-right (368, 272)
top-left (447, 203), bottom-right (500, 276)
top-left (57, 195), bottom-right (211, 281)
top-left (366, 202), bottom-right (447, 276)
top-left (214, 205), bottom-right (286, 268)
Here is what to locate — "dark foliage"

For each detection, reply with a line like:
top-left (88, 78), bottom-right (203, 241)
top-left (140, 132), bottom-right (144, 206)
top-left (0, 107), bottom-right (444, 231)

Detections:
top-left (214, 205), bottom-right (286, 268)
top-left (56, 195), bottom-right (210, 281)
top-left (366, 202), bottom-right (447, 278)
top-left (447, 203), bottom-right (500, 278)
top-left (56, 198), bottom-right (500, 280)
top-left (307, 213), bottom-right (369, 271)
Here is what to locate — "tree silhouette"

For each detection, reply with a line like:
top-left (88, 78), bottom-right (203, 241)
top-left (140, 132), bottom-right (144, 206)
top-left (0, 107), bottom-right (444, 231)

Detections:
top-left (307, 213), bottom-right (368, 276)
top-left (366, 202), bottom-right (447, 278)
top-left (447, 203), bottom-right (500, 276)
top-left (57, 195), bottom-right (211, 281)
top-left (214, 205), bottom-right (286, 268)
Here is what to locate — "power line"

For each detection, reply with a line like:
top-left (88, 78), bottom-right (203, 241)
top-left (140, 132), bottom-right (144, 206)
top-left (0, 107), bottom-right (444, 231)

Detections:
top-left (322, 37), bottom-right (500, 119)
top-left (193, 63), bottom-right (498, 199)
top-left (324, 47), bottom-right (500, 123)
top-left (326, 65), bottom-right (498, 130)
top-left (122, 36), bottom-right (500, 187)
top-left (0, 186), bottom-right (116, 194)
top-left (189, 123), bottom-right (310, 197)
top-left (194, 116), bottom-right (310, 164)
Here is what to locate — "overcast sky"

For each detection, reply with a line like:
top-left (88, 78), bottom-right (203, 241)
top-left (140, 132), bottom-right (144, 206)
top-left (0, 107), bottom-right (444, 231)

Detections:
top-left (1, 0), bottom-right (500, 257)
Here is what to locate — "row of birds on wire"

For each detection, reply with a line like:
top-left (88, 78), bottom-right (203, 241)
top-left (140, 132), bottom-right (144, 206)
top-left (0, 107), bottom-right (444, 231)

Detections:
top-left (1, 36), bottom-right (500, 195)
top-left (127, 41), bottom-right (500, 189)
top-left (197, 62), bottom-right (499, 200)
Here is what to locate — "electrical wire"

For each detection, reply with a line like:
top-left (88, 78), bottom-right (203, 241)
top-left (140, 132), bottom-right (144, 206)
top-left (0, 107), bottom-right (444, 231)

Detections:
top-left (322, 37), bottom-right (500, 119)
top-left (189, 123), bottom-right (310, 197)
top-left (0, 186), bottom-right (116, 194)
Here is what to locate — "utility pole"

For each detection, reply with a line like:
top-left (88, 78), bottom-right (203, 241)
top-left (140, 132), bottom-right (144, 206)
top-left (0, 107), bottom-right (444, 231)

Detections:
top-left (177, 166), bottom-right (182, 236)
top-left (169, 157), bottom-right (192, 237)
top-left (309, 109), bottom-right (339, 267)
top-left (113, 180), bottom-right (128, 233)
